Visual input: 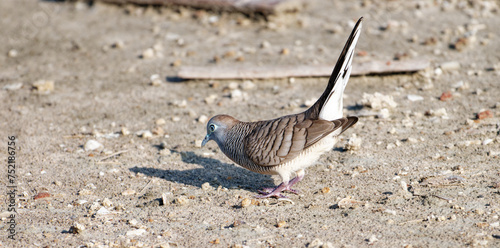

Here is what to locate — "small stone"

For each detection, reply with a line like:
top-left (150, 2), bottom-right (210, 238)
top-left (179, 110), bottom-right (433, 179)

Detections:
top-left (201, 182), bottom-right (212, 191)
top-left (84, 140), bottom-right (103, 151)
top-left (204, 94), bottom-right (217, 104)
top-left (2, 82), bottom-right (23, 91)
top-left (493, 182), bottom-right (500, 189)
top-left (228, 82), bottom-right (239, 90)
top-left (440, 61), bottom-right (460, 71)
top-left (174, 196), bottom-right (189, 205)
top-left (172, 116), bottom-right (181, 122)
top-left (210, 238), bottom-right (220, 244)
top-left (276, 220), bottom-right (287, 228)
top-left (152, 126), bottom-right (164, 136)
top-left (260, 40), bottom-right (271, 48)
top-left (477, 110), bottom-right (493, 119)
top-left (230, 89), bottom-right (243, 99)
top-left (78, 189), bottom-right (92, 196)
top-left (407, 137), bottom-right (418, 143)
top-left (440, 91), bottom-right (453, 101)
top-left (96, 207), bottom-right (111, 215)
top-left (241, 80), bottom-right (255, 90)
top-left (171, 59), bottom-right (182, 67)
top-left (280, 48), bottom-right (289, 55)
top-left (241, 198), bottom-right (251, 208)
top-left (34, 192), bottom-right (51, 200)
top-left (7, 49), bottom-right (18, 57)
top-left (150, 74), bottom-right (163, 86)
top-left (69, 222), bottom-right (85, 234)
top-left (121, 127), bottom-right (130, 136)
top-left (427, 108), bottom-right (448, 117)
top-left (126, 229), bottom-right (146, 236)
top-left (142, 48), bottom-right (155, 59)
top-left (138, 130), bottom-right (153, 138)
top-left (161, 192), bottom-right (171, 205)
top-left (345, 134), bottom-right (362, 151)
top-left (482, 139), bottom-right (493, 146)
top-left (367, 235), bottom-right (378, 245)
top-left (407, 94), bottom-right (424, 102)
top-left (198, 115), bottom-right (208, 123)
top-left (102, 198), bottom-right (113, 207)
top-left (111, 40), bottom-right (125, 49)
top-left (223, 50), bottom-right (236, 58)
top-left (128, 219), bottom-right (139, 227)
top-left (360, 92), bottom-right (397, 110)
top-left (321, 187), bottom-right (330, 194)
top-left (32, 80), bottom-right (55, 93)
top-left (386, 143), bottom-right (396, 150)
top-left (122, 189), bottom-right (136, 196)
top-left (194, 140), bottom-right (203, 148)
top-left (156, 118), bottom-right (166, 125)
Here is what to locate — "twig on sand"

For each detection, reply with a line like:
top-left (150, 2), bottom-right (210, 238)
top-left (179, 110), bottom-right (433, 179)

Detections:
top-left (96, 0), bottom-right (304, 15)
top-left (176, 59), bottom-right (430, 80)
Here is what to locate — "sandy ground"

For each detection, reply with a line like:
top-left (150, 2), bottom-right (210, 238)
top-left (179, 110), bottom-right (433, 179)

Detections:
top-left (1, 0), bottom-right (500, 247)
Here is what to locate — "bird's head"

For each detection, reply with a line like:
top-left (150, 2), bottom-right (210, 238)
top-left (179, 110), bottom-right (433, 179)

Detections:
top-left (202, 115), bottom-right (239, 147)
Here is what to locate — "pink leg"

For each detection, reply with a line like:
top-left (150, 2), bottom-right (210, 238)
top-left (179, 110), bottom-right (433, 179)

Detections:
top-left (256, 170), bottom-right (305, 198)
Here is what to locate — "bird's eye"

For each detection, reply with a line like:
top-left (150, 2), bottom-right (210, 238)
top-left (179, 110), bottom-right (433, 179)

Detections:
top-left (209, 124), bottom-right (216, 132)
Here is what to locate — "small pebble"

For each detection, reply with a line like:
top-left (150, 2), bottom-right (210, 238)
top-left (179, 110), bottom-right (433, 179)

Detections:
top-left (78, 189), bottom-right (92, 196)
top-left (7, 49), bottom-right (18, 57)
top-left (230, 89), bottom-right (243, 99)
top-left (34, 192), bottom-right (51, 200)
top-left (32, 80), bottom-right (55, 93)
top-left (201, 182), bottom-right (212, 191)
top-left (174, 196), bottom-right (189, 205)
top-left (96, 207), bottom-right (111, 215)
top-left (345, 134), bottom-right (362, 151)
top-left (198, 115), bottom-right (208, 123)
top-left (150, 74), bottom-right (162, 86)
top-left (240, 198), bottom-right (251, 208)
top-left (142, 48), bottom-right (155, 59)
top-left (126, 229), bottom-right (146, 236)
top-left (152, 126), bottom-right (164, 136)
top-left (172, 116), bottom-right (181, 122)
top-left (84, 140), bottom-right (103, 151)
top-left (204, 94), bottom-right (217, 104)
top-left (440, 61), bottom-right (460, 71)
top-left (241, 80), bottom-right (255, 90)
top-left (69, 222), bottom-right (85, 234)
top-left (440, 91), bottom-right (453, 101)
top-left (121, 127), bottom-right (130, 136)
top-left (2, 82), bottom-right (23, 91)
top-left (122, 189), bottom-right (136, 196)
top-left (171, 59), bottom-right (182, 67)
top-left (321, 187), bottom-right (330, 194)
top-left (280, 48), bottom-right (289, 55)
top-left (407, 94), bottom-right (424, 102)
top-left (194, 140), bottom-right (203, 148)
top-left (156, 118), bottom-right (166, 125)
top-left (102, 198), bottom-right (113, 207)
top-left (477, 110), bottom-right (493, 119)
top-left (276, 220), bottom-right (287, 228)
top-left (260, 40), bottom-right (271, 48)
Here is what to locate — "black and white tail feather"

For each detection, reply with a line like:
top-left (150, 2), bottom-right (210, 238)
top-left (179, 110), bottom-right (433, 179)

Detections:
top-left (310, 17), bottom-right (363, 121)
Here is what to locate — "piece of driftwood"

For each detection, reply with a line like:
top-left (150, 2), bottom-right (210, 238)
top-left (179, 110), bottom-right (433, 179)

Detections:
top-left (176, 59), bottom-right (430, 80)
top-left (97, 0), bottom-right (304, 15)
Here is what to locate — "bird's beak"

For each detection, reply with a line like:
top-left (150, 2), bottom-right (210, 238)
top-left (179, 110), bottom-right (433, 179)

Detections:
top-left (201, 134), bottom-right (210, 147)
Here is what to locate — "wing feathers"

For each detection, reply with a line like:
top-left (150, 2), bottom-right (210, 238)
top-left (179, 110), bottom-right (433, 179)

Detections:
top-left (244, 116), bottom-right (350, 167)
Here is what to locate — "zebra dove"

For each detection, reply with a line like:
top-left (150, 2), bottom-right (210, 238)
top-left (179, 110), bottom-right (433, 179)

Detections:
top-left (202, 17), bottom-right (363, 198)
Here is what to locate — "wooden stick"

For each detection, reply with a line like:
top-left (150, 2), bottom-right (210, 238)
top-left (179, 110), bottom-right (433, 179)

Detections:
top-left (97, 0), bottom-right (304, 15)
top-left (176, 59), bottom-right (430, 80)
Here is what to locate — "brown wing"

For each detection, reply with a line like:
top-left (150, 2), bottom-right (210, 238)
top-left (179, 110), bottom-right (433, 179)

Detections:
top-left (243, 115), bottom-right (348, 167)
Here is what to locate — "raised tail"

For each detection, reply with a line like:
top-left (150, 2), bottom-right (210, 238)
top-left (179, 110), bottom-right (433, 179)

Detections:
top-left (307, 17), bottom-right (363, 121)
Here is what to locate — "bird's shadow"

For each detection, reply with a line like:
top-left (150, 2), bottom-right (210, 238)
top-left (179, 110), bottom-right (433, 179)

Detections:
top-left (129, 150), bottom-right (274, 193)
